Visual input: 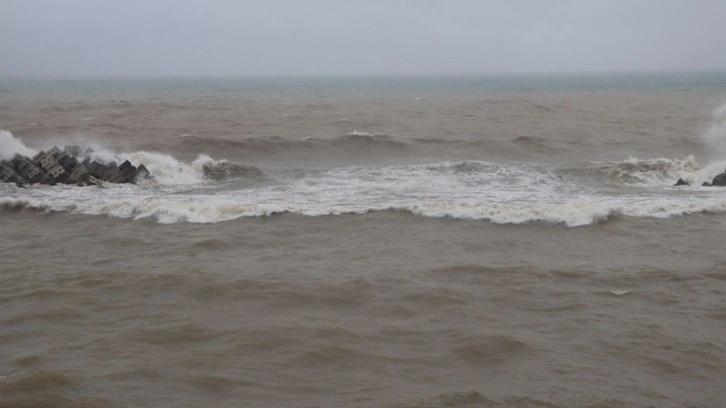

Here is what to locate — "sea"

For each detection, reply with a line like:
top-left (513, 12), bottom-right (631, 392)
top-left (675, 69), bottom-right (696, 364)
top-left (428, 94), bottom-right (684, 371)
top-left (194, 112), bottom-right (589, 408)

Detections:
top-left (1, 72), bottom-right (725, 408)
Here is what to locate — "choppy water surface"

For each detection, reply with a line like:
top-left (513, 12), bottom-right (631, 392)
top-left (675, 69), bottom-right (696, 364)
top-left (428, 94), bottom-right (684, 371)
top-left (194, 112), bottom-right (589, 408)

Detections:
top-left (1, 75), bottom-right (726, 407)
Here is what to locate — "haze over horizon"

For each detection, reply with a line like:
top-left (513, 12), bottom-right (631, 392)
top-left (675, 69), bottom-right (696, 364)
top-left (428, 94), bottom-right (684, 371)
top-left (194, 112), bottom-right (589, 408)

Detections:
top-left (2, 0), bottom-right (726, 79)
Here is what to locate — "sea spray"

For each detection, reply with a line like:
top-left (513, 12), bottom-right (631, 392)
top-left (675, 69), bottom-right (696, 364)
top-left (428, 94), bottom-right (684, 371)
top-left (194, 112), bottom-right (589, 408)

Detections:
top-left (701, 102), bottom-right (726, 158)
top-left (0, 130), bottom-right (37, 161)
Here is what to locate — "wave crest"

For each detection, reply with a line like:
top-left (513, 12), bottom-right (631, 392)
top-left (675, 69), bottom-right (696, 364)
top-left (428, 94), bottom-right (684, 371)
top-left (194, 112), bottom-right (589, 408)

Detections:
top-left (601, 156), bottom-right (699, 186)
top-left (6, 193), bottom-right (726, 226)
top-left (124, 152), bottom-right (263, 185)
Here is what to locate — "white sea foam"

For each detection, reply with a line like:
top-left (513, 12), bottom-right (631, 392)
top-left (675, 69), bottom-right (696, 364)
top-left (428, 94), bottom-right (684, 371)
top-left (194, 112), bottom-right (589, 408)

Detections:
top-left (397, 200), bottom-right (613, 227)
top-left (0, 128), bottom-right (722, 227)
top-left (5, 189), bottom-right (726, 226)
top-left (5, 159), bottom-right (726, 226)
top-left (347, 130), bottom-right (373, 137)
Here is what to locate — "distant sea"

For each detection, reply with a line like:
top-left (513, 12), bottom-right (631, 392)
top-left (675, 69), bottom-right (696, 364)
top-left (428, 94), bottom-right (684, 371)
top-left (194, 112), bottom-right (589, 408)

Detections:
top-left (2, 70), bottom-right (726, 100)
top-left (1, 71), bottom-right (726, 408)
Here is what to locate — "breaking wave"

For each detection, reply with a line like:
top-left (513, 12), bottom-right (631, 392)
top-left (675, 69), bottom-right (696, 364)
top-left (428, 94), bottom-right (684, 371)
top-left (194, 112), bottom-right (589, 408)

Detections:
top-left (122, 152), bottom-right (263, 185)
top-left (6, 193), bottom-right (726, 226)
top-left (0, 130), bottom-right (37, 161)
top-left (5, 157), bottom-right (726, 226)
top-left (595, 156), bottom-right (701, 186)
top-left (5, 130), bottom-right (726, 226)
top-left (560, 155), bottom-right (726, 187)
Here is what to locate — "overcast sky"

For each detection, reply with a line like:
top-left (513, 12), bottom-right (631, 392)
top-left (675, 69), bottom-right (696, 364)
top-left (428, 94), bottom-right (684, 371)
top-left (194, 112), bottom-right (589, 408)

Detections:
top-left (2, 0), bottom-right (726, 78)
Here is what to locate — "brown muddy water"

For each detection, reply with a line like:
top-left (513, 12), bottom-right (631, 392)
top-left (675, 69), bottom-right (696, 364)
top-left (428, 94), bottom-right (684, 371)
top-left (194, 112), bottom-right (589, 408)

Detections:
top-left (1, 75), bottom-right (725, 407)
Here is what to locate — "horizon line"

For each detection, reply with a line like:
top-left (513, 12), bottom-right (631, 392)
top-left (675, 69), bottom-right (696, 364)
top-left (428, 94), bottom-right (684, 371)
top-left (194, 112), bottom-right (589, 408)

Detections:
top-left (2, 68), bottom-right (725, 82)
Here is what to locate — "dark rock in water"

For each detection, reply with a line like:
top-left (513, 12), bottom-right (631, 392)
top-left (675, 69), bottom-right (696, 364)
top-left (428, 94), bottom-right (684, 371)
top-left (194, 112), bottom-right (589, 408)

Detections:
top-left (118, 160), bottom-right (138, 183)
top-left (702, 182), bottom-right (711, 187)
top-left (56, 152), bottom-right (78, 172)
top-left (119, 161), bottom-right (153, 183)
top-left (33, 150), bottom-right (70, 183)
top-left (69, 163), bottom-right (102, 185)
top-left (64, 145), bottom-right (83, 157)
top-left (0, 161), bottom-right (26, 186)
top-left (135, 164), bottom-right (151, 181)
top-left (11, 155), bottom-right (55, 185)
top-left (710, 172), bottom-right (726, 186)
top-left (87, 160), bottom-right (108, 179)
top-left (102, 166), bottom-right (125, 183)
top-left (0, 145), bottom-right (152, 186)
top-left (674, 178), bottom-right (689, 186)
top-left (119, 160), bottom-right (134, 171)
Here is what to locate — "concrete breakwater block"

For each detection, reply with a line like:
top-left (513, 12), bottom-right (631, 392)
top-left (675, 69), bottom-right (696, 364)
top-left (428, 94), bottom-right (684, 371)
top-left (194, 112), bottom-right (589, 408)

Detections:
top-left (0, 145), bottom-right (151, 186)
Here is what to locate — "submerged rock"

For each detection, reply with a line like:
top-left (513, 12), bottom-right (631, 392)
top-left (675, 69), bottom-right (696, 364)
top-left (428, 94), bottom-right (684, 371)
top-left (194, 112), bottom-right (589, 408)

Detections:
top-left (710, 171), bottom-right (726, 186)
top-left (1, 145), bottom-right (151, 186)
top-left (674, 178), bottom-right (689, 186)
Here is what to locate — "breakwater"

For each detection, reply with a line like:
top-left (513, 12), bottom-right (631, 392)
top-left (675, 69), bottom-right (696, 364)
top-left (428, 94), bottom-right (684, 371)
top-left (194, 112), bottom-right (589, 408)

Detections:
top-left (0, 145), bottom-right (150, 186)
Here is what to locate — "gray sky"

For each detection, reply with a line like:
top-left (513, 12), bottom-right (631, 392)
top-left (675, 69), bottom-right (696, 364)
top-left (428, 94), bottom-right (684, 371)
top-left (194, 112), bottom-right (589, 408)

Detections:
top-left (2, 0), bottom-right (726, 78)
